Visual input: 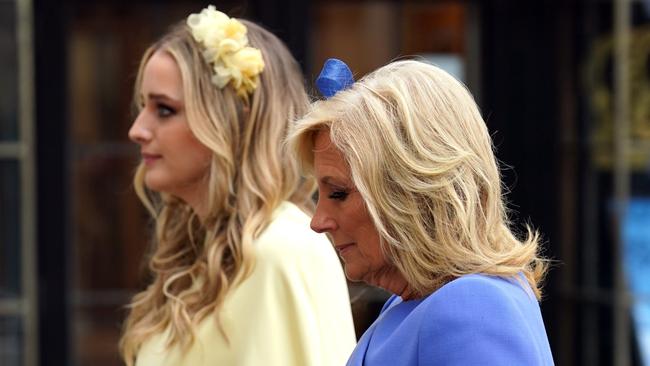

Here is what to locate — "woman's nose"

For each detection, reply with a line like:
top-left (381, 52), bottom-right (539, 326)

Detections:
top-left (310, 204), bottom-right (337, 233)
top-left (128, 111), bottom-right (153, 144)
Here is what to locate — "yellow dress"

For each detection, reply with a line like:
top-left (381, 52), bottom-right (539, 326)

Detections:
top-left (135, 202), bottom-right (356, 366)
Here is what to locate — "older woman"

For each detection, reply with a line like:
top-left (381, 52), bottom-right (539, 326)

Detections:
top-left (288, 60), bottom-right (554, 365)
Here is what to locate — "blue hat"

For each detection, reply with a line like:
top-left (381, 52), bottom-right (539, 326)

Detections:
top-left (315, 58), bottom-right (354, 98)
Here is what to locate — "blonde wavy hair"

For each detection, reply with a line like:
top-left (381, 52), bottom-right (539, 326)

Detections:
top-left (288, 60), bottom-right (547, 300)
top-left (120, 20), bottom-right (315, 365)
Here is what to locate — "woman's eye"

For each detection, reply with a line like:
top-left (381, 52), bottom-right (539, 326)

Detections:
top-left (328, 190), bottom-right (349, 201)
top-left (157, 104), bottom-right (175, 118)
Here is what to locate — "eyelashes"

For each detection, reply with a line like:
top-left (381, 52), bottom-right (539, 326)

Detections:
top-left (156, 103), bottom-right (176, 118)
top-left (328, 190), bottom-right (349, 201)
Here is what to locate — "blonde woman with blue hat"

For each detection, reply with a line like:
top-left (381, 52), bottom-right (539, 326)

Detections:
top-left (289, 58), bottom-right (554, 365)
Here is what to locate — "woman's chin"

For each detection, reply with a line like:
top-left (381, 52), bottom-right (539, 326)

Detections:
top-left (143, 174), bottom-right (168, 193)
top-left (343, 267), bottom-right (364, 283)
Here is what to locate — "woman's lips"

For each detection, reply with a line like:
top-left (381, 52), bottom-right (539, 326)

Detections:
top-left (141, 153), bottom-right (162, 165)
top-left (335, 243), bottom-right (355, 257)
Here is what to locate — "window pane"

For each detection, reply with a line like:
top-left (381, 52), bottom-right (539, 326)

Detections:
top-left (0, 1), bottom-right (18, 141)
top-left (71, 151), bottom-right (146, 292)
top-left (0, 316), bottom-right (22, 366)
top-left (70, 150), bottom-right (146, 363)
top-left (73, 304), bottom-right (125, 366)
top-left (0, 159), bottom-right (21, 297)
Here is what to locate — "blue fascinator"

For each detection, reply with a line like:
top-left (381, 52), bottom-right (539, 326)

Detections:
top-left (315, 58), bottom-right (354, 98)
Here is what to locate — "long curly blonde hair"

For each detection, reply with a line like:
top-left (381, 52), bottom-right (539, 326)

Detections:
top-left (288, 60), bottom-right (547, 300)
top-left (120, 20), bottom-right (315, 365)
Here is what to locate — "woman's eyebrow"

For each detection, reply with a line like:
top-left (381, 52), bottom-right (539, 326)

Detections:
top-left (147, 93), bottom-right (181, 103)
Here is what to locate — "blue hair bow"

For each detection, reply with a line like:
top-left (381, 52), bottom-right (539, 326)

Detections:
top-left (316, 58), bottom-right (354, 98)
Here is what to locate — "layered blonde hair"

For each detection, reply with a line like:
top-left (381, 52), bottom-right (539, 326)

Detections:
top-left (289, 60), bottom-right (547, 299)
top-left (120, 20), bottom-right (314, 365)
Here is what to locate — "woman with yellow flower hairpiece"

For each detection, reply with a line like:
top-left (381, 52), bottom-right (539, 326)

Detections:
top-left (120, 6), bottom-right (356, 366)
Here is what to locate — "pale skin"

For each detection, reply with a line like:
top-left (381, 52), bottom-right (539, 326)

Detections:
top-left (311, 130), bottom-right (416, 300)
top-left (128, 50), bottom-right (213, 219)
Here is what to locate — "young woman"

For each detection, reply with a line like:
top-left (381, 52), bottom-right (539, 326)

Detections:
top-left (121, 7), bottom-right (355, 366)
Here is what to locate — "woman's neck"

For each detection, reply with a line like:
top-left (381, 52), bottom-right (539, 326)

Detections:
top-left (363, 265), bottom-right (419, 301)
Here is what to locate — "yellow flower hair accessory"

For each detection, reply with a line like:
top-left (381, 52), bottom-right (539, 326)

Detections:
top-left (187, 6), bottom-right (265, 97)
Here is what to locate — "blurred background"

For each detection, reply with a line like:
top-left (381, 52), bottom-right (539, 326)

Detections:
top-left (1, 0), bottom-right (650, 365)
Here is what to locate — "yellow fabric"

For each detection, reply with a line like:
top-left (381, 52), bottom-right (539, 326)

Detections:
top-left (136, 202), bottom-right (356, 366)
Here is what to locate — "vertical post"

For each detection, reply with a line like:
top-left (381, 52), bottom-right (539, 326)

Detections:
top-left (34, 0), bottom-right (68, 362)
top-left (16, 0), bottom-right (38, 364)
top-left (613, 0), bottom-right (630, 365)
top-left (555, 3), bottom-right (582, 365)
top-left (465, 2), bottom-right (481, 104)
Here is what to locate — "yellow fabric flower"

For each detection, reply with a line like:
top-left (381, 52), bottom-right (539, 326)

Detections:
top-left (222, 47), bottom-right (264, 95)
top-left (187, 6), bottom-right (265, 97)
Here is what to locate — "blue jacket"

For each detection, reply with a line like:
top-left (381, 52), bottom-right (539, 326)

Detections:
top-left (347, 274), bottom-right (554, 365)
